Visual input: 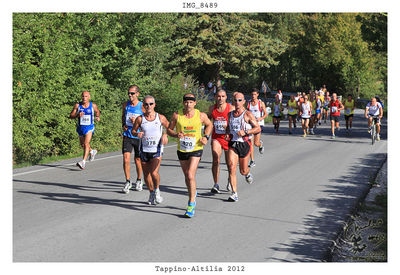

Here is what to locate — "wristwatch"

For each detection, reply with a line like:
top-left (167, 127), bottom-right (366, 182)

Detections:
top-left (204, 135), bottom-right (210, 140)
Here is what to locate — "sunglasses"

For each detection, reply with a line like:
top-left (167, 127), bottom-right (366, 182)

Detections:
top-left (143, 102), bottom-right (154, 107)
top-left (128, 92), bottom-right (136, 95)
top-left (233, 99), bottom-right (243, 102)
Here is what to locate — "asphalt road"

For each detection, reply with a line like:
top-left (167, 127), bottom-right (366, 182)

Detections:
top-left (13, 109), bottom-right (387, 262)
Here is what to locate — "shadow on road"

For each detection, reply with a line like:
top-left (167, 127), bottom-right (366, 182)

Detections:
top-left (268, 152), bottom-right (387, 262)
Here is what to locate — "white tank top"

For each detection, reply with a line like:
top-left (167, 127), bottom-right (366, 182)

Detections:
top-left (247, 100), bottom-right (264, 126)
top-left (301, 102), bottom-right (311, 118)
top-left (229, 110), bottom-right (250, 142)
top-left (140, 113), bottom-right (163, 153)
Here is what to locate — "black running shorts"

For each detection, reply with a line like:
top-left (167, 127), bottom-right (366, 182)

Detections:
top-left (177, 150), bottom-right (203, 161)
top-left (122, 136), bottom-right (140, 157)
top-left (228, 140), bottom-right (251, 158)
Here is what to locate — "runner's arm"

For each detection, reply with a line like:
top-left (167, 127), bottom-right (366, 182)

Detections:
top-left (243, 112), bottom-right (261, 136)
top-left (69, 103), bottom-right (80, 119)
top-left (131, 116), bottom-right (143, 138)
top-left (93, 103), bottom-right (100, 121)
top-left (260, 102), bottom-right (268, 120)
top-left (160, 114), bottom-right (170, 145)
top-left (200, 112), bottom-right (213, 145)
top-left (167, 112), bottom-right (183, 139)
top-left (121, 102), bottom-right (128, 131)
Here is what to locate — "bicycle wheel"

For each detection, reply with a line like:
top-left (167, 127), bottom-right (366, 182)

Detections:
top-left (371, 124), bottom-right (376, 145)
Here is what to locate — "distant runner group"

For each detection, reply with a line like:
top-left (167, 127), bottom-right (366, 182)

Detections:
top-left (69, 85), bottom-right (384, 218)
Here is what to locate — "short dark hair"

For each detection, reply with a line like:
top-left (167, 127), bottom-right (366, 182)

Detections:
top-left (252, 88), bottom-right (259, 93)
top-left (128, 85), bottom-right (139, 91)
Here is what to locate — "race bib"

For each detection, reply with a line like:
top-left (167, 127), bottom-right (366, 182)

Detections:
top-left (331, 106), bottom-right (338, 113)
top-left (143, 136), bottom-right (158, 152)
top-left (289, 107), bottom-right (294, 113)
top-left (126, 112), bottom-right (139, 127)
top-left (345, 108), bottom-right (351, 115)
top-left (179, 136), bottom-right (195, 152)
top-left (214, 120), bottom-right (227, 134)
top-left (80, 115), bottom-right (91, 126)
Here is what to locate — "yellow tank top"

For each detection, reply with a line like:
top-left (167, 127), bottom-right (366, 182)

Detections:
top-left (288, 100), bottom-right (297, 115)
top-left (344, 100), bottom-right (355, 115)
top-left (176, 109), bottom-right (203, 152)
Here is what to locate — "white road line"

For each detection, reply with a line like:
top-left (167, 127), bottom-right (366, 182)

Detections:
top-left (13, 143), bottom-right (177, 177)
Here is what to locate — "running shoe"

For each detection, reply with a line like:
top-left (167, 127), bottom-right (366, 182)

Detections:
top-left (289, 131), bottom-right (292, 135)
top-left (88, 149), bottom-right (97, 161)
top-left (135, 179), bottom-right (143, 191)
top-left (211, 183), bottom-right (221, 194)
top-left (226, 180), bottom-right (231, 191)
top-left (259, 141), bottom-right (264, 154)
top-left (368, 127), bottom-right (371, 133)
top-left (302, 133), bottom-right (307, 138)
top-left (377, 134), bottom-right (380, 141)
top-left (122, 180), bottom-right (132, 194)
top-left (155, 189), bottom-right (163, 204)
top-left (310, 129), bottom-right (315, 135)
top-left (331, 134), bottom-right (336, 139)
top-left (148, 191), bottom-right (156, 205)
top-left (76, 160), bottom-right (85, 170)
top-left (306, 129), bottom-right (309, 135)
top-left (319, 121), bottom-right (321, 125)
top-left (185, 202), bottom-right (196, 218)
top-left (228, 192), bottom-right (238, 202)
top-left (248, 160), bottom-right (256, 168)
top-left (245, 173), bottom-right (254, 184)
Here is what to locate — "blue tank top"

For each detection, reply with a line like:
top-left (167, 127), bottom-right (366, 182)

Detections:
top-left (123, 101), bottom-right (143, 139)
top-left (77, 101), bottom-right (94, 129)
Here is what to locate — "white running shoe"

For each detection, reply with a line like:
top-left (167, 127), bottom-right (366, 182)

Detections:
top-left (377, 134), bottom-right (380, 141)
top-left (135, 179), bottom-right (143, 191)
top-left (226, 180), bottom-right (231, 191)
top-left (88, 149), bottom-right (97, 161)
top-left (76, 160), bottom-right (85, 170)
top-left (248, 160), bottom-right (256, 168)
top-left (245, 173), bottom-right (254, 184)
top-left (155, 189), bottom-right (163, 204)
top-left (148, 192), bottom-right (156, 205)
top-left (122, 180), bottom-right (132, 194)
top-left (331, 135), bottom-right (336, 139)
top-left (310, 129), bottom-right (315, 135)
top-left (259, 140), bottom-right (264, 154)
top-left (228, 192), bottom-right (238, 202)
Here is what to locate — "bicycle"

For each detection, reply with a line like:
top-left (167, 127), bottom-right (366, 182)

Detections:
top-left (369, 115), bottom-right (380, 145)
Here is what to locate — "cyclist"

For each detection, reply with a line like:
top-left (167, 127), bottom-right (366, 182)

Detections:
top-left (365, 97), bottom-right (383, 141)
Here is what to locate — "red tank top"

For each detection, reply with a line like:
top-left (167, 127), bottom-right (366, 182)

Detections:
top-left (330, 99), bottom-right (340, 116)
top-left (211, 103), bottom-right (231, 139)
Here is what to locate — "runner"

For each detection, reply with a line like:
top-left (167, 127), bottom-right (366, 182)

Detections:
top-left (299, 94), bottom-right (312, 137)
top-left (121, 85), bottom-right (145, 194)
top-left (287, 94), bottom-right (298, 135)
top-left (247, 88), bottom-right (267, 167)
top-left (208, 89), bottom-right (235, 193)
top-left (309, 92), bottom-right (316, 135)
top-left (329, 93), bottom-right (344, 139)
top-left (225, 92), bottom-right (261, 202)
top-left (69, 91), bottom-right (100, 170)
top-left (131, 96), bottom-right (169, 205)
top-left (322, 91), bottom-right (331, 123)
top-left (365, 97), bottom-right (383, 141)
top-left (343, 94), bottom-right (355, 134)
top-left (167, 93), bottom-right (213, 218)
top-left (276, 90), bottom-right (283, 103)
top-left (272, 95), bottom-right (283, 134)
top-left (316, 91), bottom-right (324, 125)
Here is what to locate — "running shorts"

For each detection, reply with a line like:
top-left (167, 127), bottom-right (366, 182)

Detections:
top-left (330, 115), bottom-right (340, 123)
top-left (122, 136), bottom-right (140, 157)
top-left (177, 150), bottom-right (203, 161)
top-left (139, 144), bottom-right (163, 163)
top-left (344, 114), bottom-right (353, 120)
top-left (212, 137), bottom-right (229, 151)
top-left (228, 140), bottom-right (251, 159)
top-left (76, 126), bottom-right (94, 137)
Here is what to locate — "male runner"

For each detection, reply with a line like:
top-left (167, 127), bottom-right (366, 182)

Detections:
top-left (343, 94), bottom-right (355, 134)
top-left (131, 95), bottom-right (169, 205)
top-left (122, 85), bottom-right (144, 193)
top-left (272, 95), bottom-right (283, 134)
top-left (225, 92), bottom-right (261, 202)
top-left (208, 89), bottom-right (235, 193)
top-left (322, 91), bottom-right (331, 123)
top-left (329, 93), bottom-right (344, 139)
top-left (167, 93), bottom-right (213, 218)
top-left (287, 94), bottom-right (298, 135)
top-left (69, 91), bottom-right (100, 169)
top-left (247, 88), bottom-right (267, 167)
top-left (299, 94), bottom-right (312, 137)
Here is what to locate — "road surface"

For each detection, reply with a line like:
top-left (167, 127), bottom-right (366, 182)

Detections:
top-left (13, 109), bottom-right (387, 262)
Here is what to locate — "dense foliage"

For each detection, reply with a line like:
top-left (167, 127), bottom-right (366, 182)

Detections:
top-left (13, 13), bottom-right (387, 164)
